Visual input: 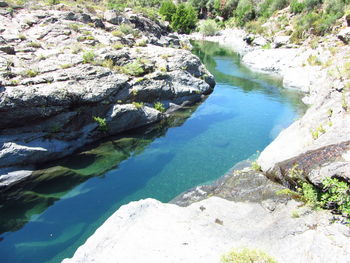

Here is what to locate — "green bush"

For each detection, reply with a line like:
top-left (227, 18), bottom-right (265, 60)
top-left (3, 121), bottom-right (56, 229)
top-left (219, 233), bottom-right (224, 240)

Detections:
top-left (304, 0), bottom-right (322, 11)
top-left (154, 101), bottom-right (165, 112)
top-left (82, 51), bottom-right (95, 64)
top-left (320, 177), bottom-right (350, 219)
top-left (290, 0), bottom-right (305, 14)
top-left (159, 0), bottom-right (177, 22)
top-left (258, 0), bottom-right (288, 18)
top-left (171, 3), bottom-right (198, 34)
top-left (93, 116), bottom-right (108, 132)
top-left (119, 24), bottom-right (135, 35)
top-left (198, 19), bottom-right (220, 36)
top-left (234, 0), bottom-right (255, 27)
top-left (221, 248), bottom-right (278, 263)
top-left (121, 61), bottom-right (145, 76)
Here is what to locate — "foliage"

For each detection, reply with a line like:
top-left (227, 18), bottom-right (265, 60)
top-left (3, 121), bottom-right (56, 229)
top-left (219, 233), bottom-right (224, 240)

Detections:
top-left (154, 102), bottom-right (165, 112)
top-left (197, 19), bottom-right (220, 36)
top-left (310, 124), bottom-right (325, 139)
top-left (93, 116), bottom-right (108, 132)
top-left (251, 161), bottom-right (262, 172)
top-left (27, 41), bottom-right (41, 48)
top-left (159, 0), bottom-right (177, 22)
top-left (320, 177), bottom-right (350, 219)
top-left (307, 54), bottom-right (322, 66)
top-left (132, 102), bottom-right (144, 108)
top-left (258, 0), bottom-right (288, 18)
top-left (221, 247), bottom-right (278, 263)
top-left (24, 69), bottom-right (39, 78)
top-left (82, 51), bottom-right (95, 63)
top-left (47, 0), bottom-right (60, 5)
top-left (283, 168), bottom-right (350, 222)
top-left (119, 24), bottom-right (135, 35)
top-left (171, 3), bottom-right (198, 34)
top-left (120, 61), bottom-right (144, 76)
top-left (234, 0), bottom-right (255, 27)
top-left (304, 0), bottom-right (322, 11)
top-left (290, 0), bottom-right (305, 14)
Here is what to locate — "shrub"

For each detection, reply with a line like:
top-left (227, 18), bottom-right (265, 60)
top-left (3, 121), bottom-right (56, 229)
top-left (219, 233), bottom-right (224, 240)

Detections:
top-left (93, 116), bottom-right (108, 132)
top-left (119, 24), bottom-right (134, 35)
top-left (82, 51), bottom-right (95, 64)
top-left (234, 0), bottom-right (255, 27)
top-left (251, 161), bottom-right (262, 171)
top-left (258, 0), bottom-right (288, 18)
top-left (132, 102), bottom-right (144, 109)
top-left (293, 177), bottom-right (350, 221)
top-left (154, 101), bottom-right (165, 112)
top-left (27, 42), bottom-right (41, 48)
top-left (290, 0), bottom-right (305, 14)
top-left (221, 248), bottom-right (278, 263)
top-left (24, 69), bottom-right (39, 78)
top-left (159, 0), bottom-right (177, 22)
top-left (60, 64), bottom-right (73, 69)
top-left (320, 177), bottom-right (350, 219)
top-left (304, 0), bottom-right (322, 11)
top-left (111, 30), bottom-right (124, 37)
top-left (47, 0), bottom-right (60, 5)
top-left (307, 54), bottom-right (322, 66)
top-left (121, 61), bottom-right (144, 76)
top-left (171, 3), bottom-right (198, 34)
top-left (113, 42), bottom-right (124, 50)
top-left (198, 19), bottom-right (220, 36)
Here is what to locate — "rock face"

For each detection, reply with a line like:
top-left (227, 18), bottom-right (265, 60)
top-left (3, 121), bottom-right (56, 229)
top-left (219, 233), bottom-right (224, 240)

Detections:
top-left (63, 166), bottom-right (350, 263)
top-left (0, 4), bottom-right (215, 177)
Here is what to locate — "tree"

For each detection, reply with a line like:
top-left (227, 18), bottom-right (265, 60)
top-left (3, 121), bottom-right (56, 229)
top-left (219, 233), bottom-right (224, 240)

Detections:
top-left (171, 3), bottom-right (198, 34)
top-left (159, 1), bottom-right (177, 22)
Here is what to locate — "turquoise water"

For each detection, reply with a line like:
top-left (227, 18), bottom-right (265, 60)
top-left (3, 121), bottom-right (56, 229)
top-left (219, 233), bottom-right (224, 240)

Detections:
top-left (0, 41), bottom-right (306, 263)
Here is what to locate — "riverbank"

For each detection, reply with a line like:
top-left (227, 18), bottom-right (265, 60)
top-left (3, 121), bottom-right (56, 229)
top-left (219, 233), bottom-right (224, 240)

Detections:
top-left (63, 28), bottom-right (350, 262)
top-left (191, 28), bottom-right (350, 187)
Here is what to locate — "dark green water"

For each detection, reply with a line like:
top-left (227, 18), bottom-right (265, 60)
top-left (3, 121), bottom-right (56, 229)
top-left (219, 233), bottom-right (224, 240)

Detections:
top-left (0, 41), bottom-right (306, 263)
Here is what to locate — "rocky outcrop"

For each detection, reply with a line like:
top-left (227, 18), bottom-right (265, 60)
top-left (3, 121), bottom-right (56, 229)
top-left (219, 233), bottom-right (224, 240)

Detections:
top-left (63, 165), bottom-right (350, 263)
top-left (0, 4), bottom-right (215, 176)
top-left (191, 29), bottom-right (350, 190)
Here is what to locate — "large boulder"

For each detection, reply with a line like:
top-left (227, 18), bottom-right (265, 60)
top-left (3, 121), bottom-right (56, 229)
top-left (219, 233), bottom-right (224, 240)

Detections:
top-left (62, 197), bottom-right (350, 263)
top-left (337, 27), bottom-right (350, 44)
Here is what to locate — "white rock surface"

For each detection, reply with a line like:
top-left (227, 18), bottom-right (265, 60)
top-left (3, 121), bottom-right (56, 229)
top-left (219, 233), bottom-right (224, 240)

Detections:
top-left (63, 197), bottom-right (350, 263)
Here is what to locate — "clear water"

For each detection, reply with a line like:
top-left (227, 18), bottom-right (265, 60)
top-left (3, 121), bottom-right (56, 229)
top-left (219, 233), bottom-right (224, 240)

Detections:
top-left (0, 41), bottom-right (306, 263)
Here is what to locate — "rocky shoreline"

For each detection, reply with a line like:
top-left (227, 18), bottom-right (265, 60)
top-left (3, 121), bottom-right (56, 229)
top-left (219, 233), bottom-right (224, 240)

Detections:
top-left (191, 29), bottom-right (350, 188)
top-left (63, 29), bottom-right (350, 262)
top-left (0, 4), bottom-right (215, 191)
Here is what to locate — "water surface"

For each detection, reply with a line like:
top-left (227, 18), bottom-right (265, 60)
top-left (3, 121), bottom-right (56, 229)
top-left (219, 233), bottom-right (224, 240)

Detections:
top-left (0, 41), bottom-right (306, 263)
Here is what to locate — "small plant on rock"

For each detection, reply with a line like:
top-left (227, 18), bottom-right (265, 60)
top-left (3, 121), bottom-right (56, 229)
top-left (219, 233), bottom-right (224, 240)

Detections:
top-left (251, 161), bottom-right (262, 172)
top-left (93, 116), bottom-right (108, 132)
top-left (154, 102), bottom-right (165, 112)
top-left (132, 102), bottom-right (144, 109)
top-left (221, 247), bottom-right (277, 263)
top-left (82, 51), bottom-right (95, 64)
top-left (24, 69), bottom-right (39, 78)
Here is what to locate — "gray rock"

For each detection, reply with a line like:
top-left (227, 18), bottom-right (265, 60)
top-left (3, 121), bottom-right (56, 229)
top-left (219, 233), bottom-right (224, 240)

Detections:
top-left (252, 36), bottom-right (268, 47)
top-left (338, 27), bottom-right (350, 44)
top-left (308, 162), bottom-right (350, 186)
top-left (0, 1), bottom-right (8, 7)
top-left (0, 46), bottom-right (15, 54)
top-left (273, 35), bottom-right (290, 48)
top-left (62, 196), bottom-right (350, 263)
top-left (104, 10), bottom-right (126, 25)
